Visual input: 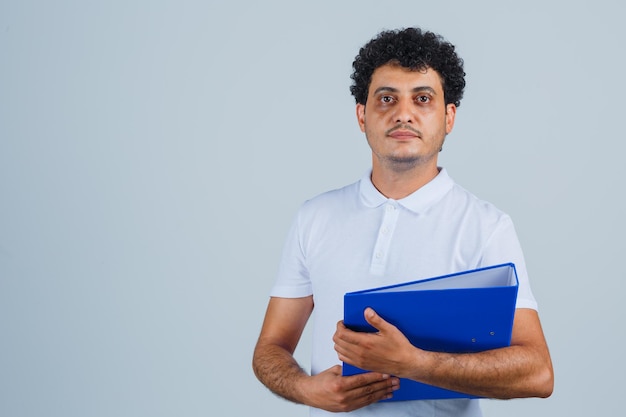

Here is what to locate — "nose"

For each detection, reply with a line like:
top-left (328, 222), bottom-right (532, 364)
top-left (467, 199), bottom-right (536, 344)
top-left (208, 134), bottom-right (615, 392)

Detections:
top-left (393, 98), bottom-right (414, 124)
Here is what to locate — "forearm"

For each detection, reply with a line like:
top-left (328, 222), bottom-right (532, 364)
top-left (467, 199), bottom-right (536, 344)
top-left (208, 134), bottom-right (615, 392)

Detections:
top-left (334, 307), bottom-right (554, 400)
top-left (254, 297), bottom-right (400, 411)
top-left (405, 344), bottom-right (553, 399)
top-left (252, 341), bottom-right (309, 404)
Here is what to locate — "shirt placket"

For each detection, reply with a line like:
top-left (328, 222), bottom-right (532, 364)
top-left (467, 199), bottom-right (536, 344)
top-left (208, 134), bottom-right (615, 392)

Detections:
top-left (370, 201), bottom-right (399, 275)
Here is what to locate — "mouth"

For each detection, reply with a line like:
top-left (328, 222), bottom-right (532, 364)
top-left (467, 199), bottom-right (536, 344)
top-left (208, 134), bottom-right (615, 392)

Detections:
top-left (389, 131), bottom-right (419, 139)
top-left (387, 126), bottom-right (421, 140)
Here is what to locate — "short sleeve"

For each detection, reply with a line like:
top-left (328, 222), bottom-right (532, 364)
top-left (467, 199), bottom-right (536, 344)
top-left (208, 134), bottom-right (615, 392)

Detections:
top-left (269, 208), bottom-right (313, 298)
top-left (480, 215), bottom-right (538, 311)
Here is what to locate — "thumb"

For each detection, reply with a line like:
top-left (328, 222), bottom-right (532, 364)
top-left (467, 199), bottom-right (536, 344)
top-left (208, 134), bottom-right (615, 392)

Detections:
top-left (363, 307), bottom-right (391, 332)
top-left (328, 364), bottom-right (342, 375)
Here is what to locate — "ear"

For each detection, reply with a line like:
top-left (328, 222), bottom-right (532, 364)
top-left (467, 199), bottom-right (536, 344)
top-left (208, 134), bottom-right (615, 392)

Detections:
top-left (445, 103), bottom-right (457, 134)
top-left (356, 103), bottom-right (366, 132)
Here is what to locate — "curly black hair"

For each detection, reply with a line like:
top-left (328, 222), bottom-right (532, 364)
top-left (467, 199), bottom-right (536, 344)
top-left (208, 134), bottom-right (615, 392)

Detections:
top-left (350, 27), bottom-right (466, 107)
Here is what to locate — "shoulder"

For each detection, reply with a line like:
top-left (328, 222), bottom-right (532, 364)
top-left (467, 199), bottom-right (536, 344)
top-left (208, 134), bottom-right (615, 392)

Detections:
top-left (298, 180), bottom-right (361, 217)
top-left (444, 180), bottom-right (512, 227)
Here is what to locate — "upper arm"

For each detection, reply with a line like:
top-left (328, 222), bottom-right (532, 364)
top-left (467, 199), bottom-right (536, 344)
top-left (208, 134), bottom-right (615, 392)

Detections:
top-left (256, 296), bottom-right (314, 354)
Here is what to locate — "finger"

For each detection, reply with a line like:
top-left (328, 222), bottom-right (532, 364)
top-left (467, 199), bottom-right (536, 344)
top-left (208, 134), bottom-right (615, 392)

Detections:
top-left (345, 374), bottom-right (400, 405)
top-left (363, 307), bottom-right (393, 332)
top-left (351, 384), bottom-right (393, 406)
top-left (334, 336), bottom-right (362, 363)
top-left (334, 324), bottom-right (373, 365)
top-left (334, 320), bottom-right (349, 338)
top-left (333, 322), bottom-right (361, 351)
top-left (342, 371), bottom-right (390, 390)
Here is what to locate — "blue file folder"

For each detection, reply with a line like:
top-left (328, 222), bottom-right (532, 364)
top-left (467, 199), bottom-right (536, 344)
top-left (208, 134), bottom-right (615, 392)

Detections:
top-left (342, 263), bottom-right (519, 401)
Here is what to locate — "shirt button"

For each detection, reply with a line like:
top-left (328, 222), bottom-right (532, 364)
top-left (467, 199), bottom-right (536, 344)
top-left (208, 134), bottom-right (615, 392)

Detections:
top-left (375, 251), bottom-right (384, 259)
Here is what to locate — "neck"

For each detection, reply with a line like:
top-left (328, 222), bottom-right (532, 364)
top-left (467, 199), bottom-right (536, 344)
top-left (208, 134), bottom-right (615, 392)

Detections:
top-left (370, 162), bottom-right (440, 200)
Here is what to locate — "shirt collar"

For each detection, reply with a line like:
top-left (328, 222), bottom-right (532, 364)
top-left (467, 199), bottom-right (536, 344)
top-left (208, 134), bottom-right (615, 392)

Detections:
top-left (359, 168), bottom-right (455, 214)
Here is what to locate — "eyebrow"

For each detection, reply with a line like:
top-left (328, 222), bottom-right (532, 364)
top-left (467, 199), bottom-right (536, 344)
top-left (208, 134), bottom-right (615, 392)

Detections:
top-left (373, 86), bottom-right (438, 95)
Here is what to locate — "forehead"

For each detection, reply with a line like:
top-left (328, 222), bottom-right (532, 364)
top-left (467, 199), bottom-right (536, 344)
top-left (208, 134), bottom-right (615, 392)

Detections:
top-left (368, 64), bottom-right (444, 94)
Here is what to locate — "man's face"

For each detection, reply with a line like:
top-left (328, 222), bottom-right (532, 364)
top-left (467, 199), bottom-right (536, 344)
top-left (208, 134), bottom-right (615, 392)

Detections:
top-left (356, 63), bottom-right (456, 173)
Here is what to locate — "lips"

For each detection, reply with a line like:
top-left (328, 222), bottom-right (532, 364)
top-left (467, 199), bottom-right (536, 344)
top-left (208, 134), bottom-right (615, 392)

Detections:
top-left (388, 130), bottom-right (419, 139)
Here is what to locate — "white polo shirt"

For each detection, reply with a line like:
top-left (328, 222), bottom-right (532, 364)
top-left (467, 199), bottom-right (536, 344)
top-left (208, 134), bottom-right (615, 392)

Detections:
top-left (270, 168), bottom-right (537, 417)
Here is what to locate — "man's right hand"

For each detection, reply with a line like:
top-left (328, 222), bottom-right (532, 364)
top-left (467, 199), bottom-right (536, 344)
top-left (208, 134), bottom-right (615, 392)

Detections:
top-left (300, 365), bottom-right (400, 413)
top-left (253, 297), bottom-right (399, 412)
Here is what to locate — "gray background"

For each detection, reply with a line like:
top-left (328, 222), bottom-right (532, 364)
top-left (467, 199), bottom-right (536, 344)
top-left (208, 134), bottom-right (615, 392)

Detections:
top-left (1, 1), bottom-right (624, 416)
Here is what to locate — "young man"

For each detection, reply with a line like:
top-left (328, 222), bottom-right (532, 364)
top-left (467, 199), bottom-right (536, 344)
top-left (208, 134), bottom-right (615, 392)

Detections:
top-left (253, 27), bottom-right (553, 416)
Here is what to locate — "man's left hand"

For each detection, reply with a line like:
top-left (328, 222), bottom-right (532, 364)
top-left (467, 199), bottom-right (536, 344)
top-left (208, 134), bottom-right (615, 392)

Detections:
top-left (333, 307), bottom-right (418, 378)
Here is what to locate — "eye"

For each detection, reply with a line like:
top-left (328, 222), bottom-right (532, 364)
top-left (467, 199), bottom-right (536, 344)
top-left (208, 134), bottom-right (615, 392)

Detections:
top-left (416, 95), bottom-right (430, 103)
top-left (380, 95), bottom-right (395, 104)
